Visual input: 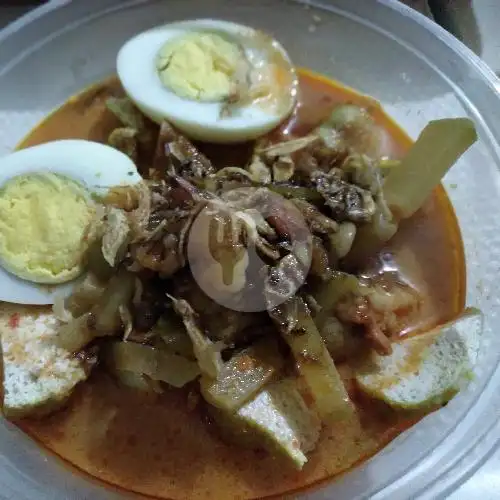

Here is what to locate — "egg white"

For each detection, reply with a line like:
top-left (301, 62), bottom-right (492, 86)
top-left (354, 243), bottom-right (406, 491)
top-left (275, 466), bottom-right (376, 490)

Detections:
top-left (117, 19), bottom-right (298, 143)
top-left (0, 139), bottom-right (141, 305)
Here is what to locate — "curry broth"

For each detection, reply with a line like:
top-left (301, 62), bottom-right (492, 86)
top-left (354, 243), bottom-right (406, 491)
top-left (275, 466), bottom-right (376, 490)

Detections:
top-left (15, 70), bottom-right (465, 499)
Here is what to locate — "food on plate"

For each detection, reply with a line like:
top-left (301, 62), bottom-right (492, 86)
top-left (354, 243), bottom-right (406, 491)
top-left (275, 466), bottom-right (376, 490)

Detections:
top-left (0, 20), bottom-right (481, 500)
top-left (0, 140), bottom-right (140, 305)
top-left (355, 308), bottom-right (482, 410)
top-left (117, 19), bottom-right (297, 142)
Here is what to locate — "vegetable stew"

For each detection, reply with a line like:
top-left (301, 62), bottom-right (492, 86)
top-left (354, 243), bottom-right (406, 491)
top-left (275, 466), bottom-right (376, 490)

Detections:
top-left (15, 69), bottom-right (465, 499)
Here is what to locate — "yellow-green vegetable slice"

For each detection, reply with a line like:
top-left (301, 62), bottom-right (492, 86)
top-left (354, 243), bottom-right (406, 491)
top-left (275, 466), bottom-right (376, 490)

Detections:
top-left (275, 297), bottom-right (353, 420)
top-left (104, 341), bottom-right (200, 388)
top-left (200, 337), bottom-right (283, 412)
top-left (383, 118), bottom-right (477, 219)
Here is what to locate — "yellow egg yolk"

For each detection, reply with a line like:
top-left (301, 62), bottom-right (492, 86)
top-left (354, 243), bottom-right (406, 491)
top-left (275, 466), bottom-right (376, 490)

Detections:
top-left (156, 32), bottom-right (246, 102)
top-left (0, 173), bottom-right (94, 284)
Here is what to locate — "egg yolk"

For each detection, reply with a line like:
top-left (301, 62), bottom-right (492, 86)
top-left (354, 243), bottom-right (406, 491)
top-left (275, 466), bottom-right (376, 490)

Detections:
top-left (156, 32), bottom-right (247, 102)
top-left (0, 173), bottom-right (94, 284)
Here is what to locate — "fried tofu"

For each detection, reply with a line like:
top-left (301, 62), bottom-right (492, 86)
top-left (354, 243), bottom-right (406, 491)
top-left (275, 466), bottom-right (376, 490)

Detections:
top-left (0, 303), bottom-right (88, 419)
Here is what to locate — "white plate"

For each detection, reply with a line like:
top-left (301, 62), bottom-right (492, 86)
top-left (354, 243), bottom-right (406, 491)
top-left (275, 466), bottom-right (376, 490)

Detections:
top-left (0, 1), bottom-right (499, 499)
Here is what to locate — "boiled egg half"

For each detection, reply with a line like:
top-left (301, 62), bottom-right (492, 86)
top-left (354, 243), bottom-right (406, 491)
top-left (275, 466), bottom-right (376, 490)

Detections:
top-left (0, 139), bottom-right (141, 305)
top-left (117, 19), bottom-right (298, 143)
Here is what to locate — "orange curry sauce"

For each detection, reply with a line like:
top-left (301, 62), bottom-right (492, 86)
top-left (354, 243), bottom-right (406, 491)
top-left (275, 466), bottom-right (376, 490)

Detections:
top-left (14, 69), bottom-right (465, 499)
